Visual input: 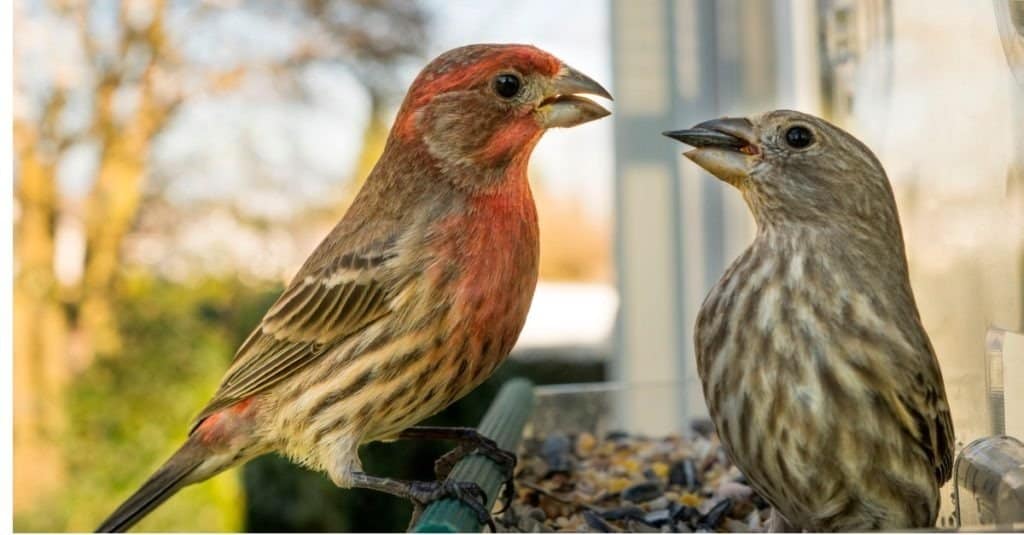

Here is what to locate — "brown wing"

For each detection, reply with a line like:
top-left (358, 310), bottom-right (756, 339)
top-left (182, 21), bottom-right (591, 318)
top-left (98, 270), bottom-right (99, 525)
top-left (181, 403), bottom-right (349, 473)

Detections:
top-left (893, 333), bottom-right (955, 486)
top-left (191, 248), bottom-right (396, 430)
top-left (897, 363), bottom-right (955, 485)
top-left (934, 400), bottom-right (955, 484)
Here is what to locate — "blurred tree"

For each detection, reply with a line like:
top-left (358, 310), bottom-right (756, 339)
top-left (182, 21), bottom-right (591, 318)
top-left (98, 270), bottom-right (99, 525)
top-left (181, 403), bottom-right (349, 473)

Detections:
top-left (296, 0), bottom-right (427, 185)
top-left (13, 89), bottom-right (70, 513)
top-left (13, 0), bottom-right (426, 513)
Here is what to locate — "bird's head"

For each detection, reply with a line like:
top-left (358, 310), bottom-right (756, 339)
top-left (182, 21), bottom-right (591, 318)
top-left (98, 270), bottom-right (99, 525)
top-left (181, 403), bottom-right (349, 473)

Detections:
top-left (393, 44), bottom-right (612, 175)
top-left (664, 110), bottom-right (900, 231)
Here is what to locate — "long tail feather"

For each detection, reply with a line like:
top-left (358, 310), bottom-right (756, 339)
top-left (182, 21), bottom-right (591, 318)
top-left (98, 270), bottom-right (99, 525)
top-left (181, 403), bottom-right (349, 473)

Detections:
top-left (95, 442), bottom-right (204, 533)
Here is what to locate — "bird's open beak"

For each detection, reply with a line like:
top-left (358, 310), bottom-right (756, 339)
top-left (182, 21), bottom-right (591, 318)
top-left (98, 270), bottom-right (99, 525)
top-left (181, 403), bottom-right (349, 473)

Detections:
top-left (663, 117), bottom-right (758, 186)
top-left (537, 65), bottom-right (612, 129)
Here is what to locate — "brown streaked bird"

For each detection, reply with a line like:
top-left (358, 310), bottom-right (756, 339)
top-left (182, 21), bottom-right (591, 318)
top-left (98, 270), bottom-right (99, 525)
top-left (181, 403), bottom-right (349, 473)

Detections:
top-left (664, 110), bottom-right (954, 531)
top-left (97, 43), bottom-right (611, 533)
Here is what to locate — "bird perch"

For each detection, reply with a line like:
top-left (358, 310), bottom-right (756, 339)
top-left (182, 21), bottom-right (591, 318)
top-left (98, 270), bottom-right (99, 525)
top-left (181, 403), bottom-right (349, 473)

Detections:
top-left (412, 379), bottom-right (535, 533)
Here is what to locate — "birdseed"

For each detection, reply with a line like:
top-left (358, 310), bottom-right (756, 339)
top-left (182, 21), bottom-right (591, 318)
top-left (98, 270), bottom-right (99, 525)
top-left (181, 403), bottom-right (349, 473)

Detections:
top-left (498, 423), bottom-right (772, 532)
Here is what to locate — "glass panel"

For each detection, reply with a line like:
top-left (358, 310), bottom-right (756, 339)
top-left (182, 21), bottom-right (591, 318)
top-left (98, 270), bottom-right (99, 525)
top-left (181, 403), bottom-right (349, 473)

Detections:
top-left (525, 381), bottom-right (689, 440)
top-left (818, 1), bottom-right (1024, 526)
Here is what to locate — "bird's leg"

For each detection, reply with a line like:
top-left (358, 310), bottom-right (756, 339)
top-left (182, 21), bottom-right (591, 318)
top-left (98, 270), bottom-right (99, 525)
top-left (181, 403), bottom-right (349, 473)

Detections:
top-left (347, 471), bottom-right (495, 532)
top-left (397, 426), bottom-right (517, 513)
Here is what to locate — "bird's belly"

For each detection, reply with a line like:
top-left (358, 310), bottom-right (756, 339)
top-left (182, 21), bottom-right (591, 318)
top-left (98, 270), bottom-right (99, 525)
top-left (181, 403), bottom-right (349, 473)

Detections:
top-left (708, 386), bottom-right (848, 529)
top-left (703, 350), bottom-right (938, 530)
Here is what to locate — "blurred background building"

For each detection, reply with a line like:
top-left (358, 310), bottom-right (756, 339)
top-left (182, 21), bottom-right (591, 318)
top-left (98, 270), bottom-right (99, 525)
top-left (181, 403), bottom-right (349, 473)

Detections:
top-left (11, 0), bottom-right (1024, 531)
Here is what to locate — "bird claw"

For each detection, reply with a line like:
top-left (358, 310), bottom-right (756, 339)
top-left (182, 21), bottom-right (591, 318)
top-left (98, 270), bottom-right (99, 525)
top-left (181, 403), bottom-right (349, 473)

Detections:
top-left (433, 437), bottom-right (517, 516)
top-left (408, 479), bottom-right (496, 532)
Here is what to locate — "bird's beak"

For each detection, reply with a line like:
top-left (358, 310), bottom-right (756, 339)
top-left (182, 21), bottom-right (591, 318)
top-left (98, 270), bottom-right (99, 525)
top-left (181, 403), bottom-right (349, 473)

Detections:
top-left (663, 117), bottom-right (758, 186)
top-left (537, 64), bottom-right (613, 129)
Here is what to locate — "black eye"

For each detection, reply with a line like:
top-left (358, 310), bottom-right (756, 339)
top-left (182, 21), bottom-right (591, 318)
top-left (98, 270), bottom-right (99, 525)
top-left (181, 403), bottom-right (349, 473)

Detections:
top-left (784, 126), bottom-right (814, 149)
top-left (493, 74), bottom-right (522, 99)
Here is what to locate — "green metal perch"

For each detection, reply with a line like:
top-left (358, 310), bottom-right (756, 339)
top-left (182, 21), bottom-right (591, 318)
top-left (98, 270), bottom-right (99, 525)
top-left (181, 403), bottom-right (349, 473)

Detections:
top-left (412, 378), bottom-right (535, 533)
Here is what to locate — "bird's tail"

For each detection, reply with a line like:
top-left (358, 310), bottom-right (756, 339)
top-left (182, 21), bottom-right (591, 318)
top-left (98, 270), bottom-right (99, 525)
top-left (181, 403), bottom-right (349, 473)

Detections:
top-left (95, 440), bottom-right (208, 533)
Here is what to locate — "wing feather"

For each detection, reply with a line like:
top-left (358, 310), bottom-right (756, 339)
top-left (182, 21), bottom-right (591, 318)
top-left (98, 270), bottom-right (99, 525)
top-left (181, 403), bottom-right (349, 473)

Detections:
top-left (191, 245), bottom-right (397, 430)
top-left (901, 385), bottom-right (954, 485)
top-left (217, 339), bottom-right (310, 397)
top-left (893, 337), bottom-right (955, 486)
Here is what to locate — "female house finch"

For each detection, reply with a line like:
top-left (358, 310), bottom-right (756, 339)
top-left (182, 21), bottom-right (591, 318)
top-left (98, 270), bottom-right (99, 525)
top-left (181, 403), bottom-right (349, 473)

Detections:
top-left (97, 44), bottom-right (611, 532)
top-left (664, 110), bottom-right (954, 531)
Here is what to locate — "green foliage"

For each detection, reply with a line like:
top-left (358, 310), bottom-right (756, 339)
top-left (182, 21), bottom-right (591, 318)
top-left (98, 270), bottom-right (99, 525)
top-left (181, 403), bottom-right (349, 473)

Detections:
top-left (15, 274), bottom-right (279, 532)
top-left (13, 273), bottom-right (604, 532)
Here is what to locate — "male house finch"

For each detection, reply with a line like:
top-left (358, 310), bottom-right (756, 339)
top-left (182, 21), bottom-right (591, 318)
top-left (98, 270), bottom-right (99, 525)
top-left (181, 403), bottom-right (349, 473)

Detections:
top-left (97, 44), bottom-right (611, 532)
top-left (664, 110), bottom-right (954, 531)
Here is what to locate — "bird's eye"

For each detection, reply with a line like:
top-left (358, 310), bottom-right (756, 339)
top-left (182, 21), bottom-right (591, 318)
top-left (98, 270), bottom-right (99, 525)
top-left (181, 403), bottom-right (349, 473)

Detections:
top-left (784, 126), bottom-right (814, 149)
top-left (493, 74), bottom-right (522, 99)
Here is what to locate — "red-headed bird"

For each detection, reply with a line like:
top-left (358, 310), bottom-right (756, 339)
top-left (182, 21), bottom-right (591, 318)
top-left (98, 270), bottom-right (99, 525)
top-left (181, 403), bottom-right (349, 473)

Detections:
top-left (97, 44), bottom-right (611, 532)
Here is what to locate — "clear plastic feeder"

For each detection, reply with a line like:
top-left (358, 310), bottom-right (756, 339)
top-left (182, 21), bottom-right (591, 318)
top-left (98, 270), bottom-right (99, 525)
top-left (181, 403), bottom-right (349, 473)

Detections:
top-left (951, 328), bottom-right (1024, 529)
top-left (524, 329), bottom-right (1024, 530)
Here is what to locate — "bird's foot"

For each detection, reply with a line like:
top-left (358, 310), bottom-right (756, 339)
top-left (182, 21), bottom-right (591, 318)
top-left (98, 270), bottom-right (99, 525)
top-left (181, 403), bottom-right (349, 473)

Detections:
top-left (348, 471), bottom-right (496, 532)
top-left (408, 479), bottom-right (496, 532)
top-left (400, 426), bottom-right (518, 515)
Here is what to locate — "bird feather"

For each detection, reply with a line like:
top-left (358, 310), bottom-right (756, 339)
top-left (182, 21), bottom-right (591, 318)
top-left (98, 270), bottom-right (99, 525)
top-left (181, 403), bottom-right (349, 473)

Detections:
top-left (190, 245), bottom-right (397, 430)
